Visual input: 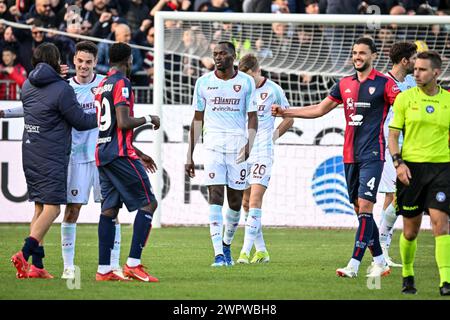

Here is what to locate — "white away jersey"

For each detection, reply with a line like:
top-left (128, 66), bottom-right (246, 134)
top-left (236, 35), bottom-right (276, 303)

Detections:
top-left (251, 78), bottom-right (289, 158)
top-left (384, 73), bottom-right (416, 144)
top-left (69, 74), bottom-right (105, 163)
top-left (192, 70), bottom-right (257, 153)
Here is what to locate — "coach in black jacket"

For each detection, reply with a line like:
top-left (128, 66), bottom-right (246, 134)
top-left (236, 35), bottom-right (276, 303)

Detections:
top-left (11, 42), bottom-right (97, 279)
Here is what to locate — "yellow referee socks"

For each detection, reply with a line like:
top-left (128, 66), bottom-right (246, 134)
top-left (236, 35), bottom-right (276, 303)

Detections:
top-left (400, 233), bottom-right (417, 277)
top-left (435, 235), bottom-right (450, 286)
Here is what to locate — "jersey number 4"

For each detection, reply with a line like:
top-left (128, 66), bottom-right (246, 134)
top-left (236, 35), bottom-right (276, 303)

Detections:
top-left (95, 97), bottom-right (112, 132)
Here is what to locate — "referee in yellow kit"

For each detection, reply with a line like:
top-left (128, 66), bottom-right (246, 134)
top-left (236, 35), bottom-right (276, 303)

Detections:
top-left (388, 51), bottom-right (450, 296)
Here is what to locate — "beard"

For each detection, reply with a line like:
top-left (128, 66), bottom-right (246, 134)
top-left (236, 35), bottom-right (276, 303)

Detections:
top-left (353, 61), bottom-right (370, 72)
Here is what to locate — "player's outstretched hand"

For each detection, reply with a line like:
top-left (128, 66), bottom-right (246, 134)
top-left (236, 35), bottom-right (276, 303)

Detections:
top-left (150, 115), bottom-right (160, 130)
top-left (140, 153), bottom-right (157, 173)
top-left (185, 162), bottom-right (195, 178)
top-left (396, 163), bottom-right (411, 186)
top-left (271, 104), bottom-right (284, 117)
top-left (60, 64), bottom-right (69, 78)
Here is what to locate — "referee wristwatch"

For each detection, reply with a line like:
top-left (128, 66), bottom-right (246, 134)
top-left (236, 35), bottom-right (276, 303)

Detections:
top-left (392, 153), bottom-right (404, 169)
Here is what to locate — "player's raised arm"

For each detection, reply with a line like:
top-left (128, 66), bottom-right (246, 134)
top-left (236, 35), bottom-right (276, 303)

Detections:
top-left (272, 97), bottom-right (339, 118)
top-left (0, 106), bottom-right (24, 118)
top-left (185, 110), bottom-right (204, 178)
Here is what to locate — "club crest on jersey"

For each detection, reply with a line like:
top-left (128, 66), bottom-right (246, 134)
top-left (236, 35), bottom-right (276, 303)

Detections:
top-left (71, 189), bottom-right (78, 196)
top-left (233, 85), bottom-right (241, 92)
top-left (260, 92), bottom-right (268, 100)
top-left (91, 86), bottom-right (98, 95)
top-left (426, 105), bottom-right (435, 113)
top-left (122, 87), bottom-right (129, 98)
top-left (369, 87), bottom-right (376, 95)
top-left (209, 173), bottom-right (215, 179)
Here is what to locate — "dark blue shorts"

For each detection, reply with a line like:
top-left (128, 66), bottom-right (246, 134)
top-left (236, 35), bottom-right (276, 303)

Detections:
top-left (344, 161), bottom-right (384, 204)
top-left (99, 157), bottom-right (156, 212)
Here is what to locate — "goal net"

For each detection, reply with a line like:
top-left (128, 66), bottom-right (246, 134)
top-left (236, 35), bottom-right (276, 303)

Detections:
top-left (153, 13), bottom-right (450, 228)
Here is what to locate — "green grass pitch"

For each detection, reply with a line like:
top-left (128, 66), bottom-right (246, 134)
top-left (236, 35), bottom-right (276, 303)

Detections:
top-left (0, 224), bottom-right (447, 300)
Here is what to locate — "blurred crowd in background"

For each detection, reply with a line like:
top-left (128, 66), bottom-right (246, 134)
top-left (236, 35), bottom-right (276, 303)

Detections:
top-left (0, 0), bottom-right (448, 102)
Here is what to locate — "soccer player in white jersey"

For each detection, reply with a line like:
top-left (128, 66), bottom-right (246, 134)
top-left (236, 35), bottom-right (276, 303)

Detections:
top-left (185, 41), bottom-right (258, 267)
top-left (0, 41), bottom-right (123, 279)
top-left (236, 54), bottom-right (293, 264)
top-left (377, 41), bottom-right (417, 267)
top-left (61, 41), bottom-right (124, 280)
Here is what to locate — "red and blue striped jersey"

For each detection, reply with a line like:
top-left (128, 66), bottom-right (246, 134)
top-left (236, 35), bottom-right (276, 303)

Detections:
top-left (95, 69), bottom-right (139, 166)
top-left (328, 68), bottom-right (399, 164)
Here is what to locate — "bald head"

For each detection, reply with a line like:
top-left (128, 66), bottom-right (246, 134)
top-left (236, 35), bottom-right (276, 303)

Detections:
top-left (390, 5), bottom-right (406, 15)
top-left (36, 0), bottom-right (52, 16)
top-left (114, 24), bottom-right (131, 43)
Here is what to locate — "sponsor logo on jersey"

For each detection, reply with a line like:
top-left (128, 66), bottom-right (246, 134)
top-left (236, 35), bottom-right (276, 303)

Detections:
top-left (311, 156), bottom-right (354, 215)
top-left (348, 113), bottom-right (363, 126)
top-left (212, 97), bottom-right (241, 105)
top-left (436, 192), bottom-right (446, 202)
top-left (207, 86), bottom-right (218, 90)
top-left (364, 191), bottom-right (373, 197)
top-left (345, 89), bottom-right (351, 93)
top-left (233, 84), bottom-right (241, 92)
top-left (260, 92), bottom-right (268, 100)
top-left (97, 136), bottom-right (112, 144)
top-left (258, 105), bottom-right (265, 111)
top-left (392, 85), bottom-right (400, 93)
top-left (369, 87), bottom-right (376, 95)
top-left (426, 105), bottom-right (435, 113)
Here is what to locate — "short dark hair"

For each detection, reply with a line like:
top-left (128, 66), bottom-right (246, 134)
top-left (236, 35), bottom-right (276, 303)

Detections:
top-left (238, 53), bottom-right (259, 73)
top-left (2, 45), bottom-right (17, 56)
top-left (389, 41), bottom-right (417, 64)
top-left (75, 41), bottom-right (98, 58)
top-left (109, 42), bottom-right (131, 65)
top-left (354, 37), bottom-right (377, 54)
top-left (31, 42), bottom-right (61, 73)
top-left (417, 51), bottom-right (442, 69)
top-left (217, 41), bottom-right (236, 55)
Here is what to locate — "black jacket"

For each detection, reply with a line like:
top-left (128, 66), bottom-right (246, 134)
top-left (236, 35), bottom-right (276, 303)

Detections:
top-left (21, 63), bottom-right (97, 204)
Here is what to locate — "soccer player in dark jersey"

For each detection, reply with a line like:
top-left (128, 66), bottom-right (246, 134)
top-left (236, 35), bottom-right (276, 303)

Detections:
top-left (94, 42), bottom-right (160, 282)
top-left (389, 51), bottom-right (450, 295)
top-left (272, 37), bottom-right (400, 278)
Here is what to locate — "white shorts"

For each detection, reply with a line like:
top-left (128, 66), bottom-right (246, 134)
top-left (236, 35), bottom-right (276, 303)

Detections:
top-left (67, 161), bottom-right (101, 204)
top-left (379, 152), bottom-right (396, 193)
top-left (246, 156), bottom-right (272, 188)
top-left (203, 149), bottom-right (247, 190)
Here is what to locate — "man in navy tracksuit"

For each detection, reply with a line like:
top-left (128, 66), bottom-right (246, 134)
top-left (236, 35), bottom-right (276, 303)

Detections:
top-left (11, 42), bottom-right (97, 279)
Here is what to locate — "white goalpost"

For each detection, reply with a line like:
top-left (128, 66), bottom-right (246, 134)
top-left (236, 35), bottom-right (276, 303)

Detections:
top-left (151, 12), bottom-right (450, 228)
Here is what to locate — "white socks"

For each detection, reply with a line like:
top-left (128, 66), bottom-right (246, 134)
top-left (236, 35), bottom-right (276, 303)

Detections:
top-left (242, 208), bottom-right (262, 255)
top-left (126, 257), bottom-right (141, 267)
top-left (209, 204), bottom-right (224, 256)
top-left (379, 203), bottom-right (397, 249)
top-left (111, 224), bottom-right (121, 269)
top-left (61, 222), bottom-right (76, 270)
top-left (223, 208), bottom-right (241, 246)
